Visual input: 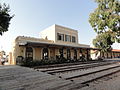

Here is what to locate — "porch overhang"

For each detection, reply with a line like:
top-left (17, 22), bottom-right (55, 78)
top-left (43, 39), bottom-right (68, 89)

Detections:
top-left (19, 41), bottom-right (100, 50)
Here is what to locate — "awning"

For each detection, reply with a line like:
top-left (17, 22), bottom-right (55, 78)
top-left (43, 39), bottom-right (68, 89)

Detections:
top-left (19, 41), bottom-right (100, 50)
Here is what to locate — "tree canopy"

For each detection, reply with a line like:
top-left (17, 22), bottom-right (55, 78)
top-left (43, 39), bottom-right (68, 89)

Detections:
top-left (93, 31), bottom-right (114, 52)
top-left (0, 50), bottom-right (6, 55)
top-left (0, 3), bottom-right (13, 35)
top-left (89, 0), bottom-right (120, 51)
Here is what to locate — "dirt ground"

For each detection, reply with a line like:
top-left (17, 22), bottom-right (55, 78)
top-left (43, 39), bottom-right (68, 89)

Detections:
top-left (81, 71), bottom-right (120, 90)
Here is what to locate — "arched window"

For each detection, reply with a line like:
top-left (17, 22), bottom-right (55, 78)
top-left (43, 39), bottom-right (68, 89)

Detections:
top-left (59, 48), bottom-right (64, 59)
top-left (67, 49), bottom-right (71, 59)
top-left (43, 48), bottom-right (49, 60)
top-left (26, 47), bottom-right (33, 60)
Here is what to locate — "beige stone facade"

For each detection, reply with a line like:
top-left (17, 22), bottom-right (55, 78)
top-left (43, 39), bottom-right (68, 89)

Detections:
top-left (12, 24), bottom-right (92, 65)
top-left (8, 52), bottom-right (13, 65)
top-left (0, 52), bottom-right (2, 65)
top-left (12, 37), bottom-right (92, 64)
top-left (12, 24), bottom-right (120, 65)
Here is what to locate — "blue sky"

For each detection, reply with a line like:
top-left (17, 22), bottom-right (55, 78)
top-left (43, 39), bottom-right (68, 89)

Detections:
top-left (0, 0), bottom-right (120, 52)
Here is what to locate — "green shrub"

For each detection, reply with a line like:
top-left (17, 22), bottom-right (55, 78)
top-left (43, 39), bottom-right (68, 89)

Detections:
top-left (20, 57), bottom-right (83, 67)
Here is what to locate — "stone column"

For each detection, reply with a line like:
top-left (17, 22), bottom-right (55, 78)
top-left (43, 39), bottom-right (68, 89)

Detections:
top-left (86, 49), bottom-right (89, 60)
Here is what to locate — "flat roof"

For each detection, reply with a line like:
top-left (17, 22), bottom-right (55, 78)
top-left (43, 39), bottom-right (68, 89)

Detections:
top-left (19, 41), bottom-right (100, 50)
top-left (54, 24), bottom-right (78, 32)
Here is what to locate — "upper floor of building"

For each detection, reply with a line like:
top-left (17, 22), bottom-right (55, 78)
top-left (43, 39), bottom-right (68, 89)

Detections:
top-left (39, 24), bottom-right (78, 45)
top-left (13, 24), bottom-right (90, 49)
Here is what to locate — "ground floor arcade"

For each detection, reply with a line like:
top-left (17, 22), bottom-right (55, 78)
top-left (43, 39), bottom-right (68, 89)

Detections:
top-left (12, 40), bottom-right (120, 65)
top-left (100, 51), bottom-right (120, 59)
top-left (15, 42), bottom-right (94, 63)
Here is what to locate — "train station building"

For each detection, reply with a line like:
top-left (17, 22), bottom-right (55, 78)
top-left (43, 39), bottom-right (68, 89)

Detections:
top-left (11, 24), bottom-right (120, 65)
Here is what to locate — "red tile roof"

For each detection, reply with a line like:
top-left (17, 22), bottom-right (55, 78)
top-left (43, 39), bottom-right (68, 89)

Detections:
top-left (112, 49), bottom-right (120, 52)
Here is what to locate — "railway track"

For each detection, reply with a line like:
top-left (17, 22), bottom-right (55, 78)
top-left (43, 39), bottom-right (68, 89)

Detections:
top-left (65, 64), bottom-right (120, 90)
top-left (65, 64), bottom-right (120, 80)
top-left (47, 62), bottom-right (120, 90)
top-left (36, 61), bottom-right (119, 75)
top-left (34, 60), bottom-right (120, 90)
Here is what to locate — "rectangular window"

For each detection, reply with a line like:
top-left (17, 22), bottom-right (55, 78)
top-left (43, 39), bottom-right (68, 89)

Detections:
top-left (65, 35), bottom-right (71, 42)
top-left (72, 36), bottom-right (76, 43)
top-left (57, 33), bottom-right (64, 41)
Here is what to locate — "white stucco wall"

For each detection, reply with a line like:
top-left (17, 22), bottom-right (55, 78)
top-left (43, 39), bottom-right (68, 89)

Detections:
top-left (91, 50), bottom-right (100, 60)
top-left (39, 25), bottom-right (55, 42)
